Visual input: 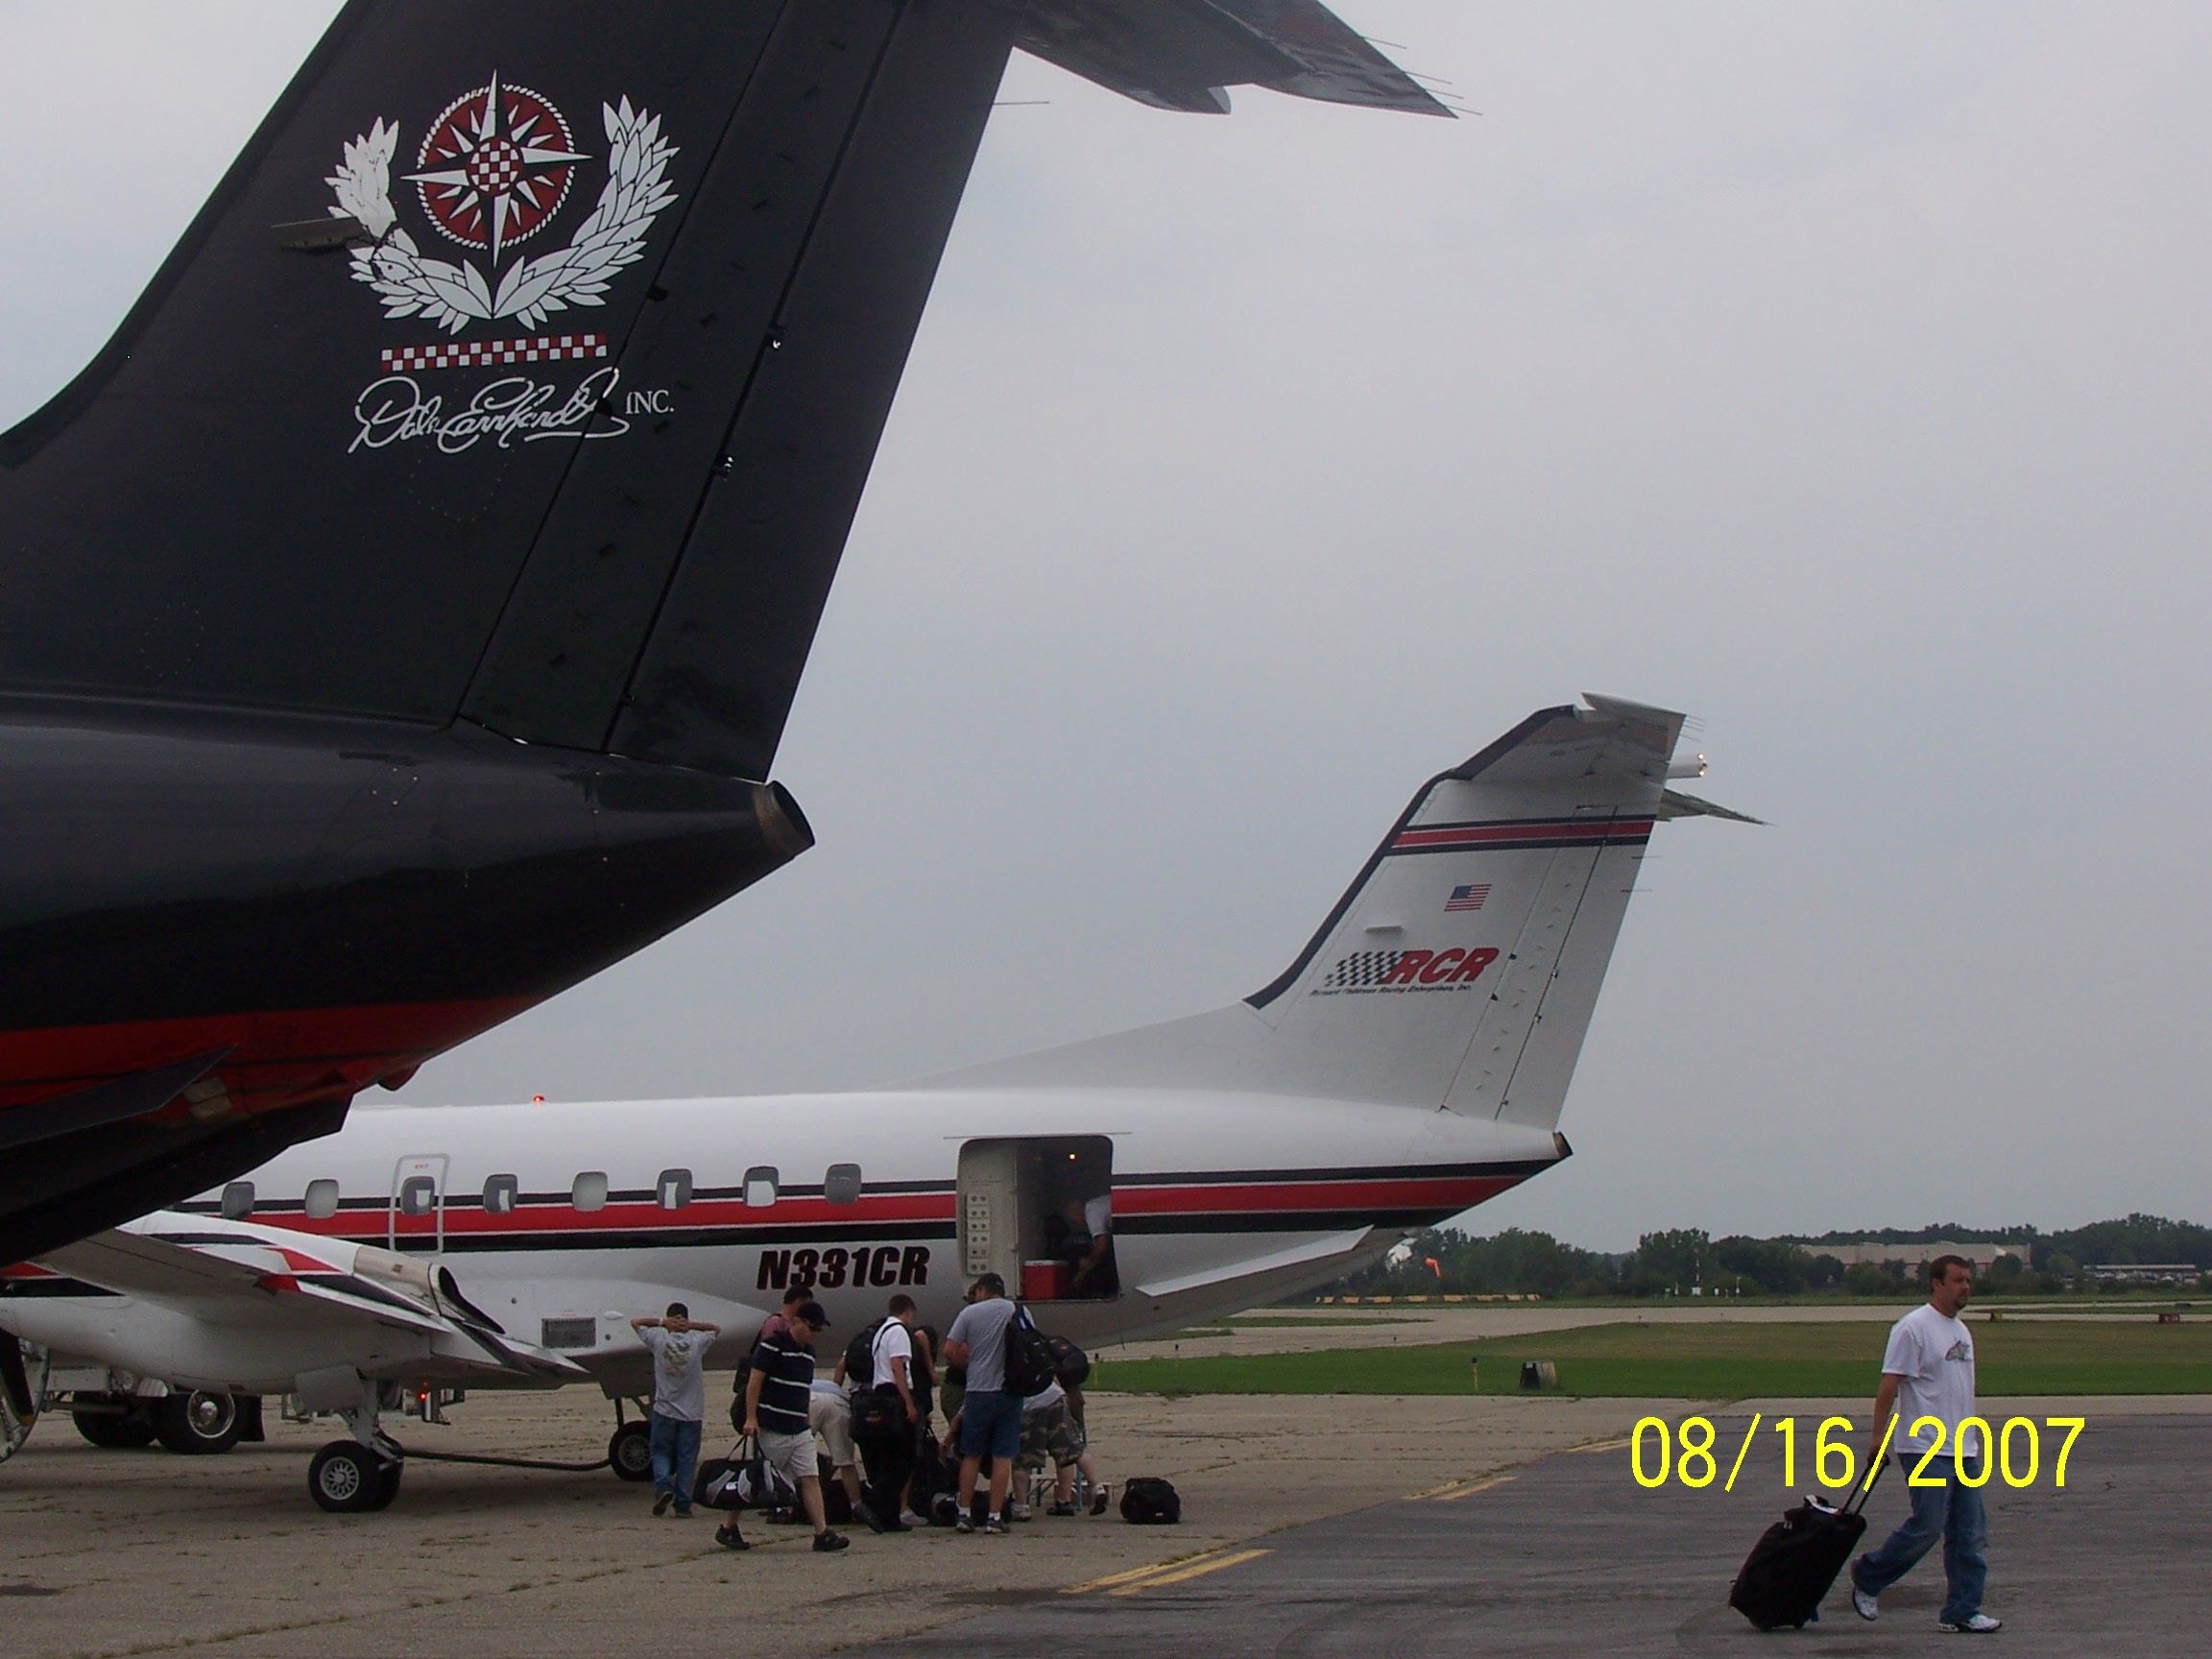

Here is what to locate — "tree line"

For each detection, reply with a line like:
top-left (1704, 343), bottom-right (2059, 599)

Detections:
top-left (1325, 1213), bottom-right (2212, 1300)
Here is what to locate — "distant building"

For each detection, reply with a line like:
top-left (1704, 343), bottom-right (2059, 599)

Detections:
top-left (1811, 1239), bottom-right (2033, 1274)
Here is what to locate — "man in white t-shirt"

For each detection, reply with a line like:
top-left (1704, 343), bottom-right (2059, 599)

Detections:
top-left (1848, 1257), bottom-right (2000, 1634)
top-left (854, 1295), bottom-right (921, 1532)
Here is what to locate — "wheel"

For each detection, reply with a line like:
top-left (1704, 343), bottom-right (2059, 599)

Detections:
top-left (72, 1396), bottom-right (158, 1450)
top-left (1, 1342), bottom-right (45, 1463)
top-left (609, 1419), bottom-right (653, 1482)
top-left (307, 1439), bottom-right (382, 1512)
top-left (154, 1389), bottom-right (243, 1455)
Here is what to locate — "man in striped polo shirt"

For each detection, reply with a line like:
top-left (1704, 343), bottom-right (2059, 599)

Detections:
top-left (736, 1300), bottom-right (851, 1553)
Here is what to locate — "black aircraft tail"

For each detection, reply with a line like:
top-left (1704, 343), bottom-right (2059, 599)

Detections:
top-left (0, 0), bottom-right (1442, 780)
top-left (0, 1), bottom-right (1016, 780)
top-left (0, 0), bottom-right (1449, 1262)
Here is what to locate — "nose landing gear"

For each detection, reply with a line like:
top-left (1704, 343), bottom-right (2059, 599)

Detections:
top-left (308, 1436), bottom-right (404, 1512)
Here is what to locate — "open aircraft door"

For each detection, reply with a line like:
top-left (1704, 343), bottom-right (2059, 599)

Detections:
top-left (956, 1137), bottom-right (1115, 1301)
top-left (388, 1155), bottom-right (448, 1254)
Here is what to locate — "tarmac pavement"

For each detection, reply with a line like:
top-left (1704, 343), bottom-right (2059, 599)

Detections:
top-left (842, 1401), bottom-right (2212, 1659)
top-left (2, 1377), bottom-right (2200, 1658)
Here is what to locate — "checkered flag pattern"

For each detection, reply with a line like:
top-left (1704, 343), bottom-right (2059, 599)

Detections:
top-left (380, 333), bottom-right (609, 373)
top-left (1321, 950), bottom-right (1407, 990)
top-left (469, 137), bottom-right (524, 193)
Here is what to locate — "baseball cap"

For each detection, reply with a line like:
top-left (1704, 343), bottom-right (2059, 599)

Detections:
top-left (794, 1301), bottom-right (830, 1328)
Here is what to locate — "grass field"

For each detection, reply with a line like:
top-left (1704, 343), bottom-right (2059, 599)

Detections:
top-left (1093, 1318), bottom-right (2212, 1398)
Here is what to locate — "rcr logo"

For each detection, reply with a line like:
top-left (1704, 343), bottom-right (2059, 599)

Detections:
top-left (1315, 946), bottom-right (1501, 995)
top-left (1382, 947), bottom-right (1499, 986)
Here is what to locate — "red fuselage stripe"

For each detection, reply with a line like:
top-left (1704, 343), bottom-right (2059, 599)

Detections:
top-left (209, 1174), bottom-right (1527, 1243)
top-left (1392, 819), bottom-right (1655, 851)
top-left (0, 998), bottom-right (537, 1112)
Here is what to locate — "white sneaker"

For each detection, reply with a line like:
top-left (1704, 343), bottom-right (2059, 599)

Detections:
top-left (1938, 1613), bottom-right (2002, 1633)
top-left (1851, 1585), bottom-right (1879, 1623)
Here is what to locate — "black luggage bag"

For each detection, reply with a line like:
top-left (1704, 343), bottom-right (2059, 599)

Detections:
top-left (1119, 1476), bottom-right (1181, 1525)
top-left (694, 1436), bottom-right (796, 1514)
top-left (1728, 1460), bottom-right (1884, 1630)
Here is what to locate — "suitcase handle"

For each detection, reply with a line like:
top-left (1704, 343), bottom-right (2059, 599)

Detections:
top-left (1841, 1442), bottom-right (1887, 1515)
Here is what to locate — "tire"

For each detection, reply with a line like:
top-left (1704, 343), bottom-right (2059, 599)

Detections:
top-left (609, 1420), bottom-right (654, 1482)
top-left (154, 1390), bottom-right (243, 1455)
top-left (363, 1455), bottom-right (404, 1511)
top-left (1, 1342), bottom-right (45, 1463)
top-left (308, 1439), bottom-right (382, 1513)
top-left (72, 1397), bottom-right (158, 1450)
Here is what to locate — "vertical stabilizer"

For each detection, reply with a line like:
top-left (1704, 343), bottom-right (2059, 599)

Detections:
top-left (920, 697), bottom-right (1745, 1134)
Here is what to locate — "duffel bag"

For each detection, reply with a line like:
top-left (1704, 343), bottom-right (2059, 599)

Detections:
top-left (694, 1436), bottom-right (794, 1512)
top-left (1119, 1476), bottom-right (1181, 1525)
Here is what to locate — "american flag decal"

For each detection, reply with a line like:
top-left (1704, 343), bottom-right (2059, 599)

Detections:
top-left (380, 333), bottom-right (609, 373)
top-left (1446, 882), bottom-right (1491, 913)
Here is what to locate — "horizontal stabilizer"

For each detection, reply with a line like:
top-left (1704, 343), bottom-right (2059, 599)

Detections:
top-left (1018, 0), bottom-right (1451, 117)
top-left (1659, 788), bottom-right (1766, 826)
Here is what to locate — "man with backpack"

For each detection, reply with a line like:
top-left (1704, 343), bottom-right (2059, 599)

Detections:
top-left (845, 1294), bottom-right (922, 1532)
top-left (942, 1272), bottom-right (1053, 1534)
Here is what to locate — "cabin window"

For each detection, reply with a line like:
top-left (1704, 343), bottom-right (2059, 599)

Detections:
top-left (303, 1179), bottom-right (340, 1219)
top-left (219, 1181), bottom-right (254, 1220)
top-left (657, 1168), bottom-right (693, 1210)
top-left (397, 1175), bottom-right (437, 1217)
top-left (572, 1171), bottom-right (609, 1213)
top-left (743, 1166), bottom-right (779, 1209)
top-left (482, 1174), bottom-right (518, 1215)
top-left (825, 1164), bottom-right (863, 1206)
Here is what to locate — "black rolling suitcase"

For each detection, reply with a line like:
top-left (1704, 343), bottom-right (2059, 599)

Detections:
top-left (1727, 1458), bottom-right (1884, 1630)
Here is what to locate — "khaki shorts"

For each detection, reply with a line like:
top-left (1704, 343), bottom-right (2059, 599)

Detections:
top-left (758, 1428), bottom-right (819, 1489)
top-left (809, 1391), bottom-right (856, 1470)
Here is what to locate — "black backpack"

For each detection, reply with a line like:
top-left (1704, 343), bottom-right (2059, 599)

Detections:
top-left (1046, 1333), bottom-right (1091, 1387)
top-left (843, 1317), bottom-right (888, 1389)
top-left (1002, 1305), bottom-right (1058, 1396)
top-left (1119, 1476), bottom-right (1181, 1525)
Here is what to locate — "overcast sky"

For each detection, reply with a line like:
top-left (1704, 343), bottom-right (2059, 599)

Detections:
top-left (6, 4), bottom-right (2207, 1250)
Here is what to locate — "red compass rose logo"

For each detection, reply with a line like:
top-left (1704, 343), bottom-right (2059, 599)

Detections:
top-left (407, 75), bottom-right (589, 261)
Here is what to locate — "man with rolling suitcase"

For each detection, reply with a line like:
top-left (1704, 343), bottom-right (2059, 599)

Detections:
top-left (1847, 1256), bottom-right (2002, 1634)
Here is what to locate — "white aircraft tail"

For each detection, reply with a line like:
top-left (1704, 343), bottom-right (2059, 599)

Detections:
top-left (921, 696), bottom-right (1753, 1129)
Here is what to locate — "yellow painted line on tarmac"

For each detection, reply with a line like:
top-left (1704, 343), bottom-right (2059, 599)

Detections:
top-left (1063, 1551), bottom-right (1236, 1596)
top-left (1565, 1435), bottom-right (1632, 1455)
top-left (1430, 1473), bottom-right (1517, 1503)
top-left (1106, 1548), bottom-right (1271, 1596)
top-left (1405, 1475), bottom-right (1475, 1501)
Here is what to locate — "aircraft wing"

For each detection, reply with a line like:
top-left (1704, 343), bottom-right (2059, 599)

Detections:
top-left (33, 1214), bottom-right (587, 1384)
top-left (1017, 0), bottom-right (1452, 116)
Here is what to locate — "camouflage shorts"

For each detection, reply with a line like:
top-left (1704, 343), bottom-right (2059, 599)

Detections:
top-left (1020, 1401), bottom-right (1087, 1470)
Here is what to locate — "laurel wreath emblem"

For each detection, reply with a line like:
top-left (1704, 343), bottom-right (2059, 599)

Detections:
top-left (326, 98), bottom-right (678, 335)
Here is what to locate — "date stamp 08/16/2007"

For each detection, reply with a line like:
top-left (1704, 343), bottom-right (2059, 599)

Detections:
top-left (1628, 1414), bottom-right (2086, 1493)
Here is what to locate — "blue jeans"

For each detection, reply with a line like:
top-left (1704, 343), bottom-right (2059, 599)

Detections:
top-left (649, 1412), bottom-right (703, 1510)
top-left (1852, 1454), bottom-right (1988, 1624)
